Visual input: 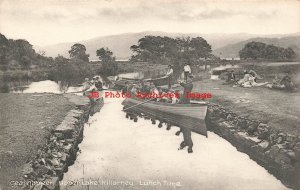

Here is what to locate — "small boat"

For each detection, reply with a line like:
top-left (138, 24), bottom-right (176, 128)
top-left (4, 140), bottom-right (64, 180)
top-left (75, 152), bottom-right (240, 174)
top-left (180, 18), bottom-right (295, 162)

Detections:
top-left (122, 98), bottom-right (208, 137)
top-left (145, 75), bottom-right (170, 86)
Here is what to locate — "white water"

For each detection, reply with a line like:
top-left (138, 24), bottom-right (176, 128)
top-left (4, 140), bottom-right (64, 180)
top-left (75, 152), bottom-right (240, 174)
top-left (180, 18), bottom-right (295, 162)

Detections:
top-left (22, 80), bottom-right (62, 93)
top-left (59, 94), bottom-right (289, 190)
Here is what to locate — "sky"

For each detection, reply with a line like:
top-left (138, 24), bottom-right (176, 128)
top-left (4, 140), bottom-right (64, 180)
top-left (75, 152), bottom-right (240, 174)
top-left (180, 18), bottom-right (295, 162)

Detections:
top-left (0, 0), bottom-right (300, 46)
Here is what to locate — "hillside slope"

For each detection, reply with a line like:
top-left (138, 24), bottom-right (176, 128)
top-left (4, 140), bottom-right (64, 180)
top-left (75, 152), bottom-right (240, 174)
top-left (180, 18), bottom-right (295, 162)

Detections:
top-left (35, 31), bottom-right (299, 60)
top-left (213, 36), bottom-right (300, 59)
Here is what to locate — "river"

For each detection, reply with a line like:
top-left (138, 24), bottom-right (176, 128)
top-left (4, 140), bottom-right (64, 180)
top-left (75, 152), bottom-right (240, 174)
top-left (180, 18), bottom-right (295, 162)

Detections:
top-left (16, 80), bottom-right (290, 190)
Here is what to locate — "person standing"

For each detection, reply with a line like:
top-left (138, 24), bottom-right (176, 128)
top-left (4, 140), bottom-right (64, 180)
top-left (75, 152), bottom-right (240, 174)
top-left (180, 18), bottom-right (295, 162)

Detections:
top-left (122, 81), bottom-right (130, 94)
top-left (183, 63), bottom-right (191, 82)
top-left (166, 65), bottom-right (174, 89)
top-left (178, 75), bottom-right (194, 153)
top-left (179, 75), bottom-right (193, 104)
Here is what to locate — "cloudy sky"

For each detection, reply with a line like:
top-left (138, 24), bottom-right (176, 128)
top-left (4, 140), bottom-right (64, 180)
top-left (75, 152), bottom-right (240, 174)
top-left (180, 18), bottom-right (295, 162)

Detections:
top-left (0, 0), bottom-right (299, 46)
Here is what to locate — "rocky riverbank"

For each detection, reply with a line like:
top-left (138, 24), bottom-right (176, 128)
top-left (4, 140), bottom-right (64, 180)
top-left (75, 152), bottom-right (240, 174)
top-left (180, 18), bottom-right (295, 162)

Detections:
top-left (18, 94), bottom-right (101, 190)
top-left (206, 103), bottom-right (300, 189)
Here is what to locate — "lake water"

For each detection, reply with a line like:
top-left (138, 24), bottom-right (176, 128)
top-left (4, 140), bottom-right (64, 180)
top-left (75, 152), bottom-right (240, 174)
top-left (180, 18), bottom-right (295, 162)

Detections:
top-left (210, 64), bottom-right (240, 80)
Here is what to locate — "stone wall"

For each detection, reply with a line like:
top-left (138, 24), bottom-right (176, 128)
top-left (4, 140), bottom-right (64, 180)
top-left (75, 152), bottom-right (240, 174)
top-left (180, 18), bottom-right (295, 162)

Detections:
top-left (206, 103), bottom-right (300, 189)
top-left (20, 95), bottom-right (94, 190)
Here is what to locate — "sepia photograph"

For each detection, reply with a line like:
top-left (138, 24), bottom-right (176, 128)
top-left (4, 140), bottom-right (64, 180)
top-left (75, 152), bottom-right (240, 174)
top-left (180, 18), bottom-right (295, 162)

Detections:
top-left (0, 0), bottom-right (300, 189)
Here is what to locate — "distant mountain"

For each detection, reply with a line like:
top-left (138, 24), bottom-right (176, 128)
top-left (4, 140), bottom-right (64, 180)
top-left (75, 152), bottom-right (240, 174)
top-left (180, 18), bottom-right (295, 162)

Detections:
top-left (213, 36), bottom-right (300, 58)
top-left (35, 31), bottom-right (300, 60)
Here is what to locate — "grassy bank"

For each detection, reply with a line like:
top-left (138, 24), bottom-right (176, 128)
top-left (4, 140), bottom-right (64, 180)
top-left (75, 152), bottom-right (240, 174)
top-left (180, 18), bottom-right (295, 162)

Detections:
top-left (194, 79), bottom-right (300, 135)
top-left (0, 93), bottom-right (75, 189)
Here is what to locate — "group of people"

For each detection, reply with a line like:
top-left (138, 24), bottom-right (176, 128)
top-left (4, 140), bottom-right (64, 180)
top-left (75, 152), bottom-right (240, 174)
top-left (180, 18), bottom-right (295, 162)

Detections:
top-left (122, 80), bottom-right (179, 103)
top-left (122, 65), bottom-right (195, 153)
top-left (267, 72), bottom-right (296, 91)
top-left (224, 69), bottom-right (296, 91)
top-left (165, 63), bottom-right (192, 89)
top-left (82, 76), bottom-right (104, 93)
top-left (236, 70), bottom-right (267, 87)
top-left (121, 73), bottom-right (194, 105)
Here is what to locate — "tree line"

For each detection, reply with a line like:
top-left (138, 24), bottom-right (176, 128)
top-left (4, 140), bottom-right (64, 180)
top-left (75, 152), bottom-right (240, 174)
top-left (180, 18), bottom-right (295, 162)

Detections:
top-left (0, 33), bottom-right (53, 70)
top-left (0, 33), bottom-right (118, 78)
top-left (130, 35), bottom-right (214, 64)
top-left (239, 41), bottom-right (296, 60)
top-left (1, 32), bottom-right (298, 77)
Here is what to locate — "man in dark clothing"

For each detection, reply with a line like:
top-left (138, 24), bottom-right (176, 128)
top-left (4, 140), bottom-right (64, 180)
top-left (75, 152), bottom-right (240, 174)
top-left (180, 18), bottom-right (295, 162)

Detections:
top-left (226, 70), bottom-right (236, 83)
top-left (95, 78), bottom-right (103, 90)
top-left (122, 81), bottom-right (130, 94)
top-left (166, 65), bottom-right (174, 89)
top-left (178, 75), bottom-right (194, 153)
top-left (142, 81), bottom-right (151, 94)
top-left (179, 75), bottom-right (193, 104)
top-left (280, 72), bottom-right (295, 91)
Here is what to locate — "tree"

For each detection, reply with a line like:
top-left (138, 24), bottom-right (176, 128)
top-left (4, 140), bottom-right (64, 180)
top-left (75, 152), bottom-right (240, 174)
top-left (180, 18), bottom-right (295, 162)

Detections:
top-left (96, 47), bottom-right (118, 76)
top-left (239, 41), bottom-right (266, 60)
top-left (96, 47), bottom-right (115, 62)
top-left (68, 43), bottom-right (89, 62)
top-left (0, 33), bottom-right (9, 66)
top-left (0, 33), bottom-right (60, 71)
top-left (190, 37), bottom-right (212, 59)
top-left (54, 55), bottom-right (69, 65)
top-left (239, 41), bottom-right (297, 60)
top-left (284, 47), bottom-right (296, 59)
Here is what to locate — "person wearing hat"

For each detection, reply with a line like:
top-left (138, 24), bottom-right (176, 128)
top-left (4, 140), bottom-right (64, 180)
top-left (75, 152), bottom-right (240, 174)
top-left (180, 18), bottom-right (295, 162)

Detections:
top-left (166, 65), bottom-right (174, 89)
top-left (122, 81), bottom-right (130, 94)
top-left (226, 70), bottom-right (236, 83)
top-left (130, 84), bottom-right (138, 97)
top-left (179, 74), bottom-right (193, 104)
top-left (94, 76), bottom-right (103, 91)
top-left (183, 63), bottom-right (191, 83)
top-left (237, 70), bottom-right (251, 86)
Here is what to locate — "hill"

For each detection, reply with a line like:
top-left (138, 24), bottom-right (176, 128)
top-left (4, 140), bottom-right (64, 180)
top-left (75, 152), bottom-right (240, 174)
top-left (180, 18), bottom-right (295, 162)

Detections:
top-left (35, 31), bottom-right (300, 60)
top-left (213, 36), bottom-right (300, 59)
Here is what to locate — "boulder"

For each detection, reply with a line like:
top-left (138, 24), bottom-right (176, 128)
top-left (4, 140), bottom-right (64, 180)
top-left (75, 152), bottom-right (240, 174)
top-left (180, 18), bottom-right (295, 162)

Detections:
top-left (258, 141), bottom-right (270, 150)
top-left (237, 118), bottom-right (248, 130)
top-left (22, 163), bottom-right (34, 175)
top-left (267, 144), bottom-right (292, 166)
top-left (35, 164), bottom-right (50, 176)
top-left (247, 123), bottom-right (258, 136)
top-left (44, 177), bottom-right (59, 190)
top-left (294, 142), bottom-right (300, 161)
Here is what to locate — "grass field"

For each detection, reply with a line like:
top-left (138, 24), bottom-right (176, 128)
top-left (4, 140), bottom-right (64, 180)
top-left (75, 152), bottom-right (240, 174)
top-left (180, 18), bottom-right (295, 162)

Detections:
top-left (0, 93), bottom-right (75, 189)
top-left (192, 79), bottom-right (300, 136)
